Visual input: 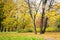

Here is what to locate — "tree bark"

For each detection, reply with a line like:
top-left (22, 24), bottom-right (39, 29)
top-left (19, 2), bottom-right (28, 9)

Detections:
top-left (40, 8), bottom-right (45, 34)
top-left (43, 17), bottom-right (48, 33)
top-left (1, 26), bottom-right (3, 32)
top-left (8, 27), bottom-right (10, 32)
top-left (0, 22), bottom-right (1, 32)
top-left (40, 0), bottom-right (47, 34)
top-left (33, 15), bottom-right (37, 34)
top-left (4, 27), bottom-right (6, 32)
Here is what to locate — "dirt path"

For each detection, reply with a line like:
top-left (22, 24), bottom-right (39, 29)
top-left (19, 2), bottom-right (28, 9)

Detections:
top-left (17, 32), bottom-right (60, 40)
top-left (0, 32), bottom-right (60, 40)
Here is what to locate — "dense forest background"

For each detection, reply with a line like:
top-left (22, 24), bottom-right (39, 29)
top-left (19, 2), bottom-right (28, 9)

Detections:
top-left (0, 0), bottom-right (60, 34)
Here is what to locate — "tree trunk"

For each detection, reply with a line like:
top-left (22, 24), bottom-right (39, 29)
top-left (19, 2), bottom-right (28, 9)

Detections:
top-left (4, 27), bottom-right (6, 32)
top-left (8, 27), bottom-right (10, 32)
top-left (14, 26), bottom-right (17, 31)
top-left (33, 15), bottom-right (37, 34)
top-left (27, 0), bottom-right (37, 34)
top-left (1, 26), bottom-right (3, 32)
top-left (12, 27), bottom-right (13, 32)
top-left (43, 18), bottom-right (48, 33)
top-left (58, 25), bottom-right (60, 28)
top-left (0, 22), bottom-right (1, 32)
top-left (40, 8), bottom-right (45, 34)
top-left (40, 0), bottom-right (48, 34)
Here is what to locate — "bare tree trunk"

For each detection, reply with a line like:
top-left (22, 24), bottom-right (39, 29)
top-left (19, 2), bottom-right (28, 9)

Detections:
top-left (0, 19), bottom-right (3, 32)
top-left (40, 0), bottom-right (47, 34)
top-left (40, 8), bottom-right (45, 34)
top-left (1, 26), bottom-right (3, 32)
top-left (4, 27), bottom-right (6, 32)
top-left (0, 22), bottom-right (1, 32)
top-left (43, 17), bottom-right (48, 33)
top-left (8, 27), bottom-right (10, 32)
top-left (33, 15), bottom-right (37, 34)
top-left (27, 0), bottom-right (37, 34)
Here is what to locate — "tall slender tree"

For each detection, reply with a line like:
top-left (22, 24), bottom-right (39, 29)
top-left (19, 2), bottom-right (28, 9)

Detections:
top-left (25, 0), bottom-right (41, 34)
top-left (40, 0), bottom-right (54, 34)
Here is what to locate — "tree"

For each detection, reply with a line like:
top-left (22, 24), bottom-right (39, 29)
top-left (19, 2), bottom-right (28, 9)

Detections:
top-left (1, 0), bottom-right (16, 32)
top-left (0, 0), bottom-right (5, 32)
top-left (40, 0), bottom-right (54, 34)
top-left (25, 0), bottom-right (55, 34)
top-left (25, 0), bottom-right (41, 34)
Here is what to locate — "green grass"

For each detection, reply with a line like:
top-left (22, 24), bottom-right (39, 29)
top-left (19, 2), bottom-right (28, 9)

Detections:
top-left (0, 32), bottom-right (45, 40)
top-left (0, 36), bottom-right (45, 40)
top-left (0, 32), bottom-right (60, 40)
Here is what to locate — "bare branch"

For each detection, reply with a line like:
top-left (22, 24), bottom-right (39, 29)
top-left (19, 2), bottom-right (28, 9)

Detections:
top-left (48, 0), bottom-right (54, 10)
top-left (27, 0), bottom-right (33, 19)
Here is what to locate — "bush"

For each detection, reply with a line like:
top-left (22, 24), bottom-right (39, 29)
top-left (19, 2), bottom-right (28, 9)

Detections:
top-left (27, 29), bottom-right (33, 32)
top-left (46, 27), bottom-right (60, 32)
top-left (17, 28), bottom-right (33, 33)
top-left (17, 29), bottom-right (22, 33)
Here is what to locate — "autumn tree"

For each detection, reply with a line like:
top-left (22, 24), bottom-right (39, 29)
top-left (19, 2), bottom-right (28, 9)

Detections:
top-left (40, 0), bottom-right (56, 34)
top-left (0, 0), bottom-right (5, 32)
top-left (1, 0), bottom-right (16, 32)
top-left (40, 0), bottom-right (60, 34)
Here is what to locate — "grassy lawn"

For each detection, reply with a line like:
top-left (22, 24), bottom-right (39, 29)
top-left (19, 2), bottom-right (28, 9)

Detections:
top-left (0, 36), bottom-right (44, 40)
top-left (0, 32), bottom-right (45, 40)
top-left (0, 32), bottom-right (60, 40)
